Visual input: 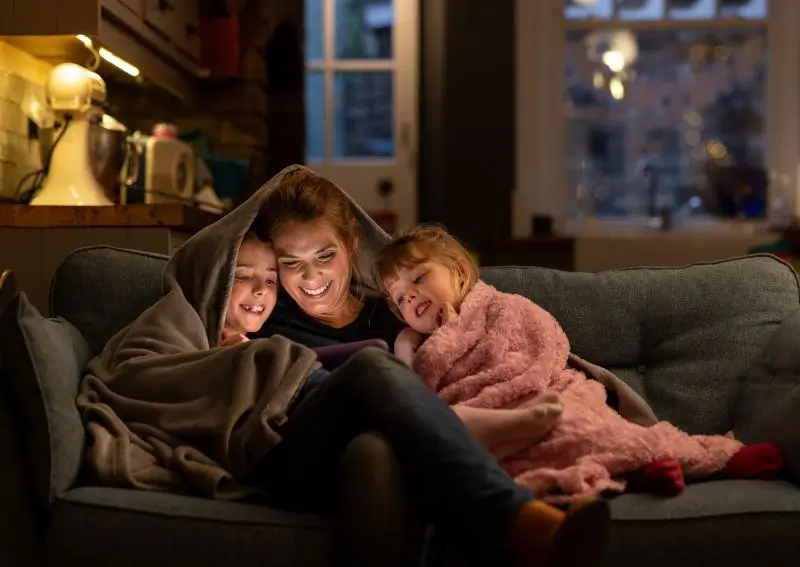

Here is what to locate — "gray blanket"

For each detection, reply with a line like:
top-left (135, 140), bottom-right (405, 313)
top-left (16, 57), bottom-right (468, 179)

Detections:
top-left (75, 165), bottom-right (348, 499)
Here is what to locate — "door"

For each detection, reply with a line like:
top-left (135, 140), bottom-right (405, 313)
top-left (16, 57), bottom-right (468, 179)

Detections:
top-left (305, 0), bottom-right (419, 232)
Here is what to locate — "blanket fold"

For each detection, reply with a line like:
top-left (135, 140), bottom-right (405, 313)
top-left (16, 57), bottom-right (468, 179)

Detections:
top-left (413, 281), bottom-right (744, 499)
top-left (77, 165), bottom-right (383, 499)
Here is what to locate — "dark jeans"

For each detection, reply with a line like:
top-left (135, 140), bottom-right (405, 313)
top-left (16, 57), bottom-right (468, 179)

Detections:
top-left (259, 347), bottom-right (532, 557)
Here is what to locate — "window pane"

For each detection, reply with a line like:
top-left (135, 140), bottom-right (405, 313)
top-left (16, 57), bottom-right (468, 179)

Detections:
top-left (617, 0), bottom-right (666, 21)
top-left (667, 0), bottom-right (716, 20)
top-left (564, 0), bottom-right (613, 21)
top-left (564, 29), bottom-right (767, 221)
top-left (305, 0), bottom-right (323, 61)
top-left (719, 0), bottom-right (767, 20)
top-left (334, 0), bottom-right (393, 60)
top-left (333, 71), bottom-right (393, 158)
top-left (305, 71), bottom-right (325, 161)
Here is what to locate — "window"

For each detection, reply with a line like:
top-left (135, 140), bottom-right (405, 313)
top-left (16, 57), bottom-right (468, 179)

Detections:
top-left (516, 0), bottom-right (799, 234)
top-left (304, 0), bottom-right (396, 162)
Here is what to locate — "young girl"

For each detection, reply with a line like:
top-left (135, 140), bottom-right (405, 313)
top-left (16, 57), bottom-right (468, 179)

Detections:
top-left (375, 224), bottom-right (784, 500)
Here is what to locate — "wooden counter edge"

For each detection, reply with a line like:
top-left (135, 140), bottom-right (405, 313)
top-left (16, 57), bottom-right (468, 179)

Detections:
top-left (0, 204), bottom-right (224, 232)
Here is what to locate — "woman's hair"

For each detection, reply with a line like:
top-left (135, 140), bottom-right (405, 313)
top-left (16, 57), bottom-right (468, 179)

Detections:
top-left (374, 224), bottom-right (479, 316)
top-left (260, 168), bottom-right (362, 279)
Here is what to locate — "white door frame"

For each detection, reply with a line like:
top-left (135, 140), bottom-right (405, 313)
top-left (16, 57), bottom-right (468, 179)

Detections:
top-left (305, 0), bottom-right (419, 230)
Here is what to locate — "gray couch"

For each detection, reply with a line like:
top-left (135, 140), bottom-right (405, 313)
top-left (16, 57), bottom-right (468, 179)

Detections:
top-left (1, 245), bottom-right (800, 567)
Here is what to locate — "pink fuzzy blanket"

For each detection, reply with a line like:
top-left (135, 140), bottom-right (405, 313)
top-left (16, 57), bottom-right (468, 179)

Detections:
top-left (413, 281), bottom-right (744, 499)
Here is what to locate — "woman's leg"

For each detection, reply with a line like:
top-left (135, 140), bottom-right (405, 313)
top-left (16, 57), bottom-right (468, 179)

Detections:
top-left (259, 348), bottom-right (609, 566)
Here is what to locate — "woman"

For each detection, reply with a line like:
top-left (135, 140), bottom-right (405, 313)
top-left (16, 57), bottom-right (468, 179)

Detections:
top-left (254, 176), bottom-right (404, 349)
top-left (249, 166), bottom-right (611, 566)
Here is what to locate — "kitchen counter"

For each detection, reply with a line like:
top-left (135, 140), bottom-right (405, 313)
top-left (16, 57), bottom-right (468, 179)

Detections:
top-left (0, 204), bottom-right (222, 230)
top-left (0, 204), bottom-right (225, 315)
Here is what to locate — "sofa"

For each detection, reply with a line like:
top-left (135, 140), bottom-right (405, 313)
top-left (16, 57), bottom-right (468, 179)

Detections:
top-left (1, 245), bottom-right (800, 567)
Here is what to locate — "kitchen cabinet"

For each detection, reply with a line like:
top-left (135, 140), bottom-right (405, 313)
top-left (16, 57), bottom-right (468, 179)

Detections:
top-left (0, 0), bottom-right (204, 102)
top-left (117, 0), bottom-right (144, 18)
top-left (143, 0), bottom-right (177, 39)
top-left (142, 0), bottom-right (200, 62)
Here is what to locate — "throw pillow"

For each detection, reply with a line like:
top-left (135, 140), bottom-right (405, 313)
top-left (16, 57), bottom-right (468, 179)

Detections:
top-left (0, 291), bottom-right (91, 510)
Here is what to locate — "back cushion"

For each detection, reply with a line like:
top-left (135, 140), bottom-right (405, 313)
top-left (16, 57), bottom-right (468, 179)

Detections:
top-left (481, 255), bottom-right (800, 435)
top-left (0, 292), bottom-right (92, 510)
top-left (50, 246), bottom-right (168, 354)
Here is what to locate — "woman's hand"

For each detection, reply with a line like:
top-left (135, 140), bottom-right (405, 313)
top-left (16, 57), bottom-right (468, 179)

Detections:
top-left (394, 327), bottom-right (425, 367)
top-left (220, 331), bottom-right (250, 347)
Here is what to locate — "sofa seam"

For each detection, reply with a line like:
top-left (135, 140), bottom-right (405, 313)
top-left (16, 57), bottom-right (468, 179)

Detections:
top-left (611, 509), bottom-right (800, 523)
top-left (57, 498), bottom-right (330, 530)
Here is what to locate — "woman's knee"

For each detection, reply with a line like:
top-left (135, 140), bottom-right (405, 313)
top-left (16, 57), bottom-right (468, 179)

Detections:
top-left (339, 347), bottom-right (420, 392)
top-left (348, 346), bottom-right (395, 368)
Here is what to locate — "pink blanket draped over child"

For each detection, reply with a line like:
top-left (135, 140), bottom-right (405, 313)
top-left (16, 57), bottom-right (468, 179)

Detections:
top-left (413, 281), bottom-right (744, 499)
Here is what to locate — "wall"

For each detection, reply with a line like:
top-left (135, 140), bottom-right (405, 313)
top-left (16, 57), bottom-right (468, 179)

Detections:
top-left (573, 233), bottom-right (775, 272)
top-left (419, 0), bottom-right (515, 257)
top-left (0, 40), bottom-right (52, 201)
top-left (109, 0), bottom-right (304, 202)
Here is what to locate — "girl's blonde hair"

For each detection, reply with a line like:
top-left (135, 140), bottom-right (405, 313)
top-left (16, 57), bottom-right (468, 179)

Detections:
top-left (374, 224), bottom-right (479, 317)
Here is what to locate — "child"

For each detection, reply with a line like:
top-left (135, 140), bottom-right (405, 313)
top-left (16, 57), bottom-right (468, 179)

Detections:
top-left (375, 224), bottom-right (784, 499)
top-left (219, 231), bottom-right (279, 346)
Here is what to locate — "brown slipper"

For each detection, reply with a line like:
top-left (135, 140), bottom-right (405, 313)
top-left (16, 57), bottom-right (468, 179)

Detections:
top-left (550, 498), bottom-right (611, 567)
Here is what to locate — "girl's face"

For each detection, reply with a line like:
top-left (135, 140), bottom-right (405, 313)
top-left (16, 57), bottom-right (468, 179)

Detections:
top-left (225, 240), bottom-right (278, 334)
top-left (386, 260), bottom-right (462, 334)
top-left (272, 219), bottom-right (354, 320)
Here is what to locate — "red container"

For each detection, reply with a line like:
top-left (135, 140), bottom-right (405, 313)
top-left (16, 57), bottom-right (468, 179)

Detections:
top-left (199, 17), bottom-right (240, 76)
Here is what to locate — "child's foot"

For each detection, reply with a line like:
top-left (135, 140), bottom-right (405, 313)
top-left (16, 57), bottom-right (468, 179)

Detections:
top-left (626, 458), bottom-right (685, 497)
top-left (524, 393), bottom-right (563, 441)
top-left (719, 442), bottom-right (783, 480)
top-left (507, 497), bottom-right (611, 567)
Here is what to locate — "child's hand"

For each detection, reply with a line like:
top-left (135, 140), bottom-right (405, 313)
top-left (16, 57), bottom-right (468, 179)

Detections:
top-left (220, 331), bottom-right (249, 347)
top-left (394, 327), bottom-right (425, 367)
top-left (440, 303), bottom-right (458, 326)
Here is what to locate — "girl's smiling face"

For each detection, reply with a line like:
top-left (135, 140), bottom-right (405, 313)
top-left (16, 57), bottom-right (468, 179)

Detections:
top-left (224, 239), bottom-right (278, 335)
top-left (387, 260), bottom-right (462, 334)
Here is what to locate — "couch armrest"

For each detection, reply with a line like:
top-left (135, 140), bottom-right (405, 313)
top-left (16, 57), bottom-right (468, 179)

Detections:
top-left (735, 309), bottom-right (800, 483)
top-left (0, 372), bottom-right (42, 567)
top-left (0, 269), bottom-right (17, 316)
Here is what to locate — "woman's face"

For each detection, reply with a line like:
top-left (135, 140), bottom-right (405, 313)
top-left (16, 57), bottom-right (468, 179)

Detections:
top-left (272, 219), bottom-right (354, 319)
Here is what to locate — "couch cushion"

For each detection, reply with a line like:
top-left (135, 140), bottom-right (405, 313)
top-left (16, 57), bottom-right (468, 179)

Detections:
top-left (0, 291), bottom-right (92, 510)
top-left (481, 255), bottom-right (800, 435)
top-left (734, 309), bottom-right (800, 482)
top-left (601, 479), bottom-right (800, 567)
top-left (50, 246), bottom-right (168, 355)
top-left (46, 487), bottom-right (332, 567)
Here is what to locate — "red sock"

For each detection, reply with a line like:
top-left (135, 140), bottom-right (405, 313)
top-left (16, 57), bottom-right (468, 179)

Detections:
top-left (626, 458), bottom-right (685, 496)
top-left (719, 442), bottom-right (783, 480)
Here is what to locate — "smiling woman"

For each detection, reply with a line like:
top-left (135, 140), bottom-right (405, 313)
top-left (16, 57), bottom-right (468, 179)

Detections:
top-left (251, 167), bottom-right (405, 348)
top-left (272, 219), bottom-right (361, 327)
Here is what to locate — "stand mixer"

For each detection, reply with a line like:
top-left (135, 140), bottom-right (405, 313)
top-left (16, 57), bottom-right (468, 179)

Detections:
top-left (30, 63), bottom-right (113, 206)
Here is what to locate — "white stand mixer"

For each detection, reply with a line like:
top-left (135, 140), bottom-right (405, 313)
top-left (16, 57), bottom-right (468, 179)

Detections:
top-left (30, 63), bottom-right (113, 206)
